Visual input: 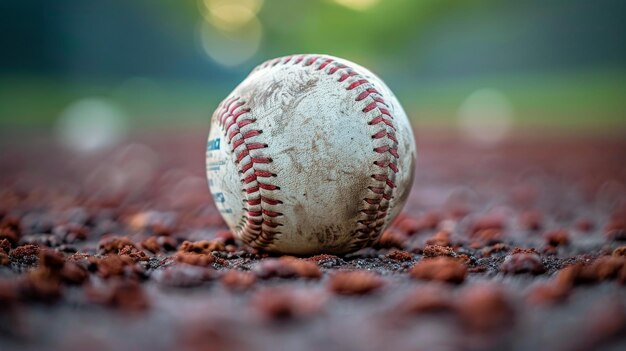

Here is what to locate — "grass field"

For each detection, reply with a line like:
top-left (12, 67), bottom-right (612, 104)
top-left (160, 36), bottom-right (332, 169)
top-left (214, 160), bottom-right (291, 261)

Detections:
top-left (2, 69), bottom-right (625, 132)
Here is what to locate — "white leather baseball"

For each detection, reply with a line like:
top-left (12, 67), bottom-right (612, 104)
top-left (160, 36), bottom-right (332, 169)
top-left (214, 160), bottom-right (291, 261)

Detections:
top-left (206, 54), bottom-right (416, 255)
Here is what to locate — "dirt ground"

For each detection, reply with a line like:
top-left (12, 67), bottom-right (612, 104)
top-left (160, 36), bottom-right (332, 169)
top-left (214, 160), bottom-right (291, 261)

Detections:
top-left (1, 128), bottom-right (625, 351)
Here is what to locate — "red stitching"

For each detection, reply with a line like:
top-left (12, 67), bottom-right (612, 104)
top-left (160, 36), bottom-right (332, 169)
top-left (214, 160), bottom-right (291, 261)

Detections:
top-left (260, 196), bottom-right (283, 205)
top-left (292, 54), bottom-right (401, 250)
top-left (368, 115), bottom-right (396, 129)
top-left (328, 64), bottom-right (345, 74)
top-left (246, 196), bottom-right (283, 206)
top-left (215, 96), bottom-right (283, 248)
top-left (259, 183), bottom-right (279, 190)
top-left (305, 56), bottom-right (318, 66)
top-left (364, 198), bottom-right (381, 205)
top-left (371, 174), bottom-right (388, 182)
top-left (318, 58), bottom-right (333, 70)
top-left (371, 130), bottom-right (386, 139)
top-left (362, 101), bottom-right (378, 112)
top-left (347, 79), bottom-right (368, 90)
top-left (368, 186), bottom-right (385, 194)
top-left (356, 88), bottom-right (379, 101)
top-left (245, 218), bottom-right (282, 228)
top-left (339, 71), bottom-right (358, 82)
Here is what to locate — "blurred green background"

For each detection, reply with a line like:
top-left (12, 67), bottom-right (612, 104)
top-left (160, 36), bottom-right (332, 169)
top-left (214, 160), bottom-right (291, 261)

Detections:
top-left (1, 0), bottom-right (625, 140)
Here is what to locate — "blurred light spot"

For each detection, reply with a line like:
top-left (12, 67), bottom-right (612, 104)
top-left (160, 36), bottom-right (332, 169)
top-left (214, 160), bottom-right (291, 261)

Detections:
top-left (201, 0), bottom-right (263, 31)
top-left (457, 88), bottom-right (514, 146)
top-left (199, 18), bottom-right (262, 67)
top-left (55, 97), bottom-right (127, 153)
top-left (333, 0), bottom-right (379, 11)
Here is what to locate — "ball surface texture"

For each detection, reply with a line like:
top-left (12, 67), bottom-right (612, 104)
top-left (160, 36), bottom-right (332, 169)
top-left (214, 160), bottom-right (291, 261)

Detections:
top-left (206, 54), bottom-right (416, 255)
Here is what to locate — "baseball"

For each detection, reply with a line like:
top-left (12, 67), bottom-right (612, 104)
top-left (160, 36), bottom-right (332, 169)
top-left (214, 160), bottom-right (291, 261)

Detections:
top-left (206, 54), bottom-right (416, 255)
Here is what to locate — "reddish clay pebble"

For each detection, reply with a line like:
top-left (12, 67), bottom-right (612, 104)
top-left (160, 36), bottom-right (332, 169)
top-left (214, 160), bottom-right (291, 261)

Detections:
top-left (527, 283), bottom-right (570, 305)
top-left (253, 258), bottom-right (297, 279)
top-left (555, 263), bottom-right (593, 286)
top-left (613, 246), bottom-right (626, 256)
top-left (500, 251), bottom-right (545, 275)
top-left (10, 244), bottom-right (40, 258)
top-left (457, 284), bottom-right (515, 333)
top-left (410, 257), bottom-right (467, 284)
top-left (140, 237), bottom-right (161, 254)
top-left (468, 265), bottom-right (487, 273)
top-left (425, 230), bottom-right (451, 246)
top-left (154, 264), bottom-right (215, 288)
top-left (374, 230), bottom-right (407, 249)
top-left (149, 223), bottom-right (174, 237)
top-left (0, 227), bottom-right (19, 245)
top-left (59, 262), bottom-right (89, 285)
top-left (221, 270), bottom-right (257, 291)
top-left (119, 244), bottom-right (149, 262)
top-left (0, 238), bottom-right (10, 254)
top-left (279, 257), bottom-right (322, 279)
top-left (394, 212), bottom-right (439, 235)
top-left (555, 256), bottom-right (626, 286)
top-left (142, 236), bottom-right (177, 253)
top-left (393, 216), bottom-right (423, 235)
top-left (93, 279), bottom-right (150, 312)
top-left (386, 250), bottom-right (413, 261)
top-left (94, 255), bottom-right (127, 278)
top-left (98, 235), bottom-right (148, 262)
top-left (95, 255), bottom-right (145, 279)
top-left (9, 244), bottom-right (40, 264)
top-left (606, 229), bottom-right (626, 241)
top-left (481, 243), bottom-right (510, 257)
top-left (593, 256), bottom-right (626, 281)
top-left (468, 241), bottom-right (482, 250)
top-left (422, 244), bottom-right (456, 258)
top-left (468, 215), bottom-right (505, 236)
top-left (417, 212), bottom-right (441, 231)
top-left (0, 252), bottom-right (8, 266)
top-left (471, 228), bottom-right (503, 245)
top-left (98, 236), bottom-right (136, 255)
top-left (175, 252), bottom-right (227, 267)
top-left (252, 287), bottom-right (325, 320)
top-left (39, 249), bottom-right (65, 270)
top-left (400, 285), bottom-right (454, 315)
top-left (544, 229), bottom-right (570, 246)
top-left (542, 245), bottom-right (559, 255)
top-left (510, 247), bottom-right (539, 255)
top-left (605, 212), bottom-right (626, 241)
top-left (20, 267), bottom-right (63, 302)
top-left (519, 210), bottom-right (542, 231)
top-left (305, 254), bottom-right (342, 266)
top-left (568, 299), bottom-right (626, 351)
top-left (328, 271), bottom-right (384, 295)
top-left (179, 321), bottom-right (246, 351)
top-left (178, 240), bottom-right (225, 254)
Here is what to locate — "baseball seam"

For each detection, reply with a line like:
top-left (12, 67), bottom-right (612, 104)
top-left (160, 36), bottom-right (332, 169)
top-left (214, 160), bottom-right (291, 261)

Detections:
top-left (216, 96), bottom-right (284, 249)
top-left (243, 54), bottom-right (400, 251)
